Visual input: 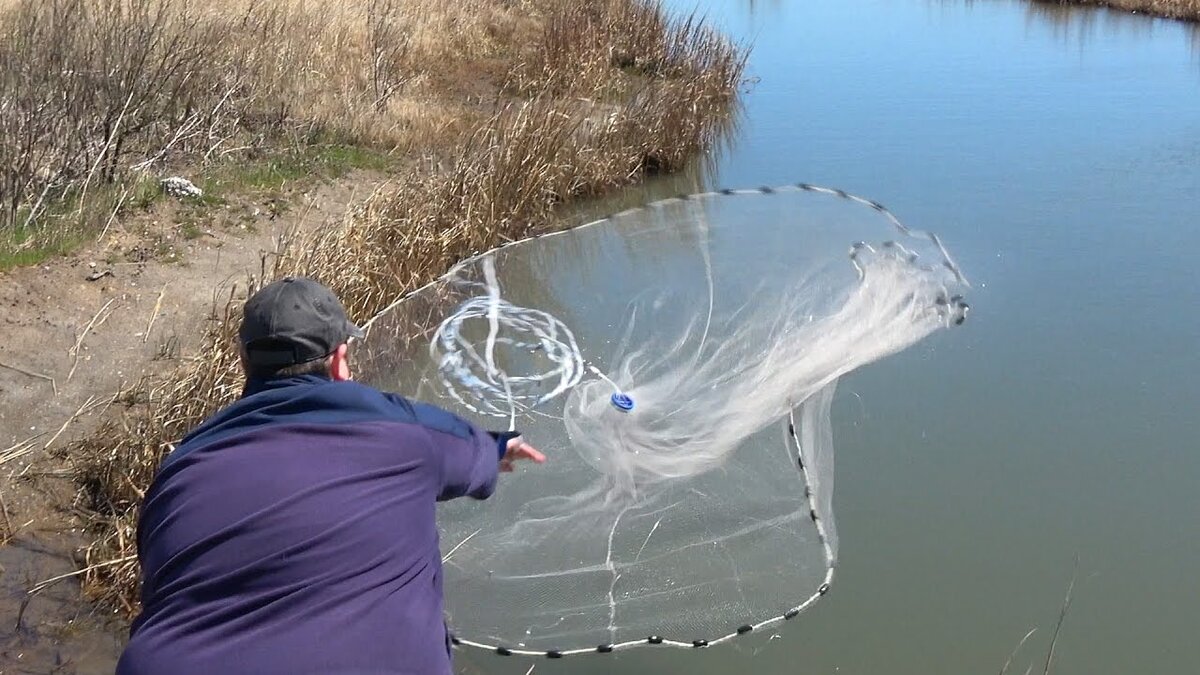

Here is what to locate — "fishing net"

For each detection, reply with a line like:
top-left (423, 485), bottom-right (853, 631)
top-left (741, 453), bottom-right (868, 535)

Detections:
top-left (354, 184), bottom-right (969, 657)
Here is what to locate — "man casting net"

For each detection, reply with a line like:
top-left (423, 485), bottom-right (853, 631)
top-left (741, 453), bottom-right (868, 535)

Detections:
top-left (354, 184), bottom-right (969, 656)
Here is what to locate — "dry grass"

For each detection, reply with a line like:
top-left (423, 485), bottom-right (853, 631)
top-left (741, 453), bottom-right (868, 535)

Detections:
top-left (70, 0), bottom-right (743, 614)
top-left (0, 0), bottom-right (529, 265)
top-left (1036, 0), bottom-right (1200, 20)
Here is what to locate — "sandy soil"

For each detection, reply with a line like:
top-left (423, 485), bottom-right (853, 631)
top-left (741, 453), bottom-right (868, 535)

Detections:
top-left (0, 176), bottom-right (374, 674)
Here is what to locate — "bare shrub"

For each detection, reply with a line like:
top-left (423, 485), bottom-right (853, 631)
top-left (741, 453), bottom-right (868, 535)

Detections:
top-left (0, 0), bottom-right (220, 231)
top-left (0, 0), bottom-right (523, 259)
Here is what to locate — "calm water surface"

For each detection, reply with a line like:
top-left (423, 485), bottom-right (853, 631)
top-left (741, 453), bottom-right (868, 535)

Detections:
top-left (458, 1), bottom-right (1200, 673)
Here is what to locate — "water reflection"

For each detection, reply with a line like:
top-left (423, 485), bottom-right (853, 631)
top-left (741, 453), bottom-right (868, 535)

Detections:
top-left (661, 0), bottom-right (1200, 673)
top-left (957, 0), bottom-right (1200, 55)
top-left (737, 0), bottom-right (785, 18)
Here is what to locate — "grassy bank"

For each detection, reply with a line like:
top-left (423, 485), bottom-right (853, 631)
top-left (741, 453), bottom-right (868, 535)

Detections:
top-left (1035, 0), bottom-right (1200, 20)
top-left (0, 0), bottom-right (528, 268)
top-left (67, 0), bottom-right (744, 615)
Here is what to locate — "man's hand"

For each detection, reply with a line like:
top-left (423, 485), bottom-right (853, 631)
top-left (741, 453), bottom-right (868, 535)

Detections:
top-left (500, 436), bottom-right (546, 473)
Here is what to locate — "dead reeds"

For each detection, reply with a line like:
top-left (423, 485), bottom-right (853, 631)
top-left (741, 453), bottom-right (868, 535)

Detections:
top-left (70, 0), bottom-right (744, 614)
top-left (1034, 0), bottom-right (1200, 20)
top-left (0, 0), bottom-right (525, 265)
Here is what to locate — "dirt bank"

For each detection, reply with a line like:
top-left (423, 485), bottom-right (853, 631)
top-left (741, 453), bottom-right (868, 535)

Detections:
top-left (1, 175), bottom-right (378, 673)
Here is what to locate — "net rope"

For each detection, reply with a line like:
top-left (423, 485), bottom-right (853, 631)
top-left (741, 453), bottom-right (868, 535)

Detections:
top-left (431, 256), bottom-right (585, 430)
top-left (358, 183), bottom-right (969, 658)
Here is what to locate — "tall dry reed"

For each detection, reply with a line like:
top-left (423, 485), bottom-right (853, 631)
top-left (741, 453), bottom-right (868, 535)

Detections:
top-left (1035, 0), bottom-right (1200, 20)
top-left (0, 0), bottom-right (523, 260)
top-left (72, 0), bottom-right (744, 614)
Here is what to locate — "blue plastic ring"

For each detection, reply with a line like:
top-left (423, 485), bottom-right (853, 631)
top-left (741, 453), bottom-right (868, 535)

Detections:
top-left (610, 393), bottom-right (634, 412)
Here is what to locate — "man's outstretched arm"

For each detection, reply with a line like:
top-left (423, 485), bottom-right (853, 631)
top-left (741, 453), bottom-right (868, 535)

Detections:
top-left (387, 394), bottom-right (544, 500)
top-left (429, 426), bottom-right (545, 501)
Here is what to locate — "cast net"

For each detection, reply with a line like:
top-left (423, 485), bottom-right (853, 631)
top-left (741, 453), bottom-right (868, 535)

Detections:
top-left (354, 184), bottom-right (969, 656)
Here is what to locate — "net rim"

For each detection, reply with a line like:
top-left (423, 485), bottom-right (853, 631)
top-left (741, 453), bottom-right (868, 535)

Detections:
top-left (360, 182), bottom-right (969, 336)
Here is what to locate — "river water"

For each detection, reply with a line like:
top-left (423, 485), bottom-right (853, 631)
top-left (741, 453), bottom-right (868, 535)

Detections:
top-left (5, 2), bottom-right (1196, 674)
top-left (455, 1), bottom-right (1200, 674)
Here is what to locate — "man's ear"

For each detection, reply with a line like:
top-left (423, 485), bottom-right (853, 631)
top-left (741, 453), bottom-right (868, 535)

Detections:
top-left (330, 343), bottom-right (352, 381)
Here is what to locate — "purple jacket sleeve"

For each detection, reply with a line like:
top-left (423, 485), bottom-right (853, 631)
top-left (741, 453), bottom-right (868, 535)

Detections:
top-left (392, 398), bottom-right (520, 501)
top-left (426, 424), bottom-right (499, 501)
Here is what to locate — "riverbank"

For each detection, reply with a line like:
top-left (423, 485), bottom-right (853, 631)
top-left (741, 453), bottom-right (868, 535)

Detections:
top-left (1037, 0), bottom-right (1200, 20)
top-left (0, 0), bottom-right (742, 670)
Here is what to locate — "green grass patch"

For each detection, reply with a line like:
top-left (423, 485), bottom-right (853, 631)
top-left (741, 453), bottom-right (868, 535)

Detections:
top-left (128, 178), bottom-right (166, 211)
top-left (310, 144), bottom-right (395, 176)
top-left (0, 191), bottom-right (96, 271)
top-left (199, 143), bottom-right (395, 202)
top-left (0, 230), bottom-right (87, 269)
top-left (225, 160), bottom-right (310, 192)
top-left (0, 142), bottom-right (398, 272)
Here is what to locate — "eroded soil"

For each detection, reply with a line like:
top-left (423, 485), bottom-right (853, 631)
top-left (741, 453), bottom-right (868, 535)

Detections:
top-left (0, 176), bottom-right (374, 674)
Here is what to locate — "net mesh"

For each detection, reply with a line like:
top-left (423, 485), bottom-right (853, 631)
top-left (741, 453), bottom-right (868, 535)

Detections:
top-left (354, 184), bottom-right (968, 655)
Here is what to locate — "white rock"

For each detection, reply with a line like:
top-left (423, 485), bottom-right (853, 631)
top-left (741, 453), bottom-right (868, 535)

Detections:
top-left (160, 176), bottom-right (203, 199)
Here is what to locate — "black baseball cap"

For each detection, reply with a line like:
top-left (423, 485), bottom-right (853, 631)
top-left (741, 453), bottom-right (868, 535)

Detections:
top-left (239, 276), bottom-right (364, 369)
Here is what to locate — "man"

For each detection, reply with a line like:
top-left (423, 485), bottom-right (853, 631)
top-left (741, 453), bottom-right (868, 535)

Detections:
top-left (117, 276), bottom-right (545, 675)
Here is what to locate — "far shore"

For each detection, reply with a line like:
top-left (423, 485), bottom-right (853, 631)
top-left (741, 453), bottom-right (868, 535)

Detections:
top-left (1037, 0), bottom-right (1200, 21)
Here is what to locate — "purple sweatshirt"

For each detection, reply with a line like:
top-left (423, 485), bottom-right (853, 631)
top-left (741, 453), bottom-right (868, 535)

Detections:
top-left (117, 375), bottom-right (511, 675)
